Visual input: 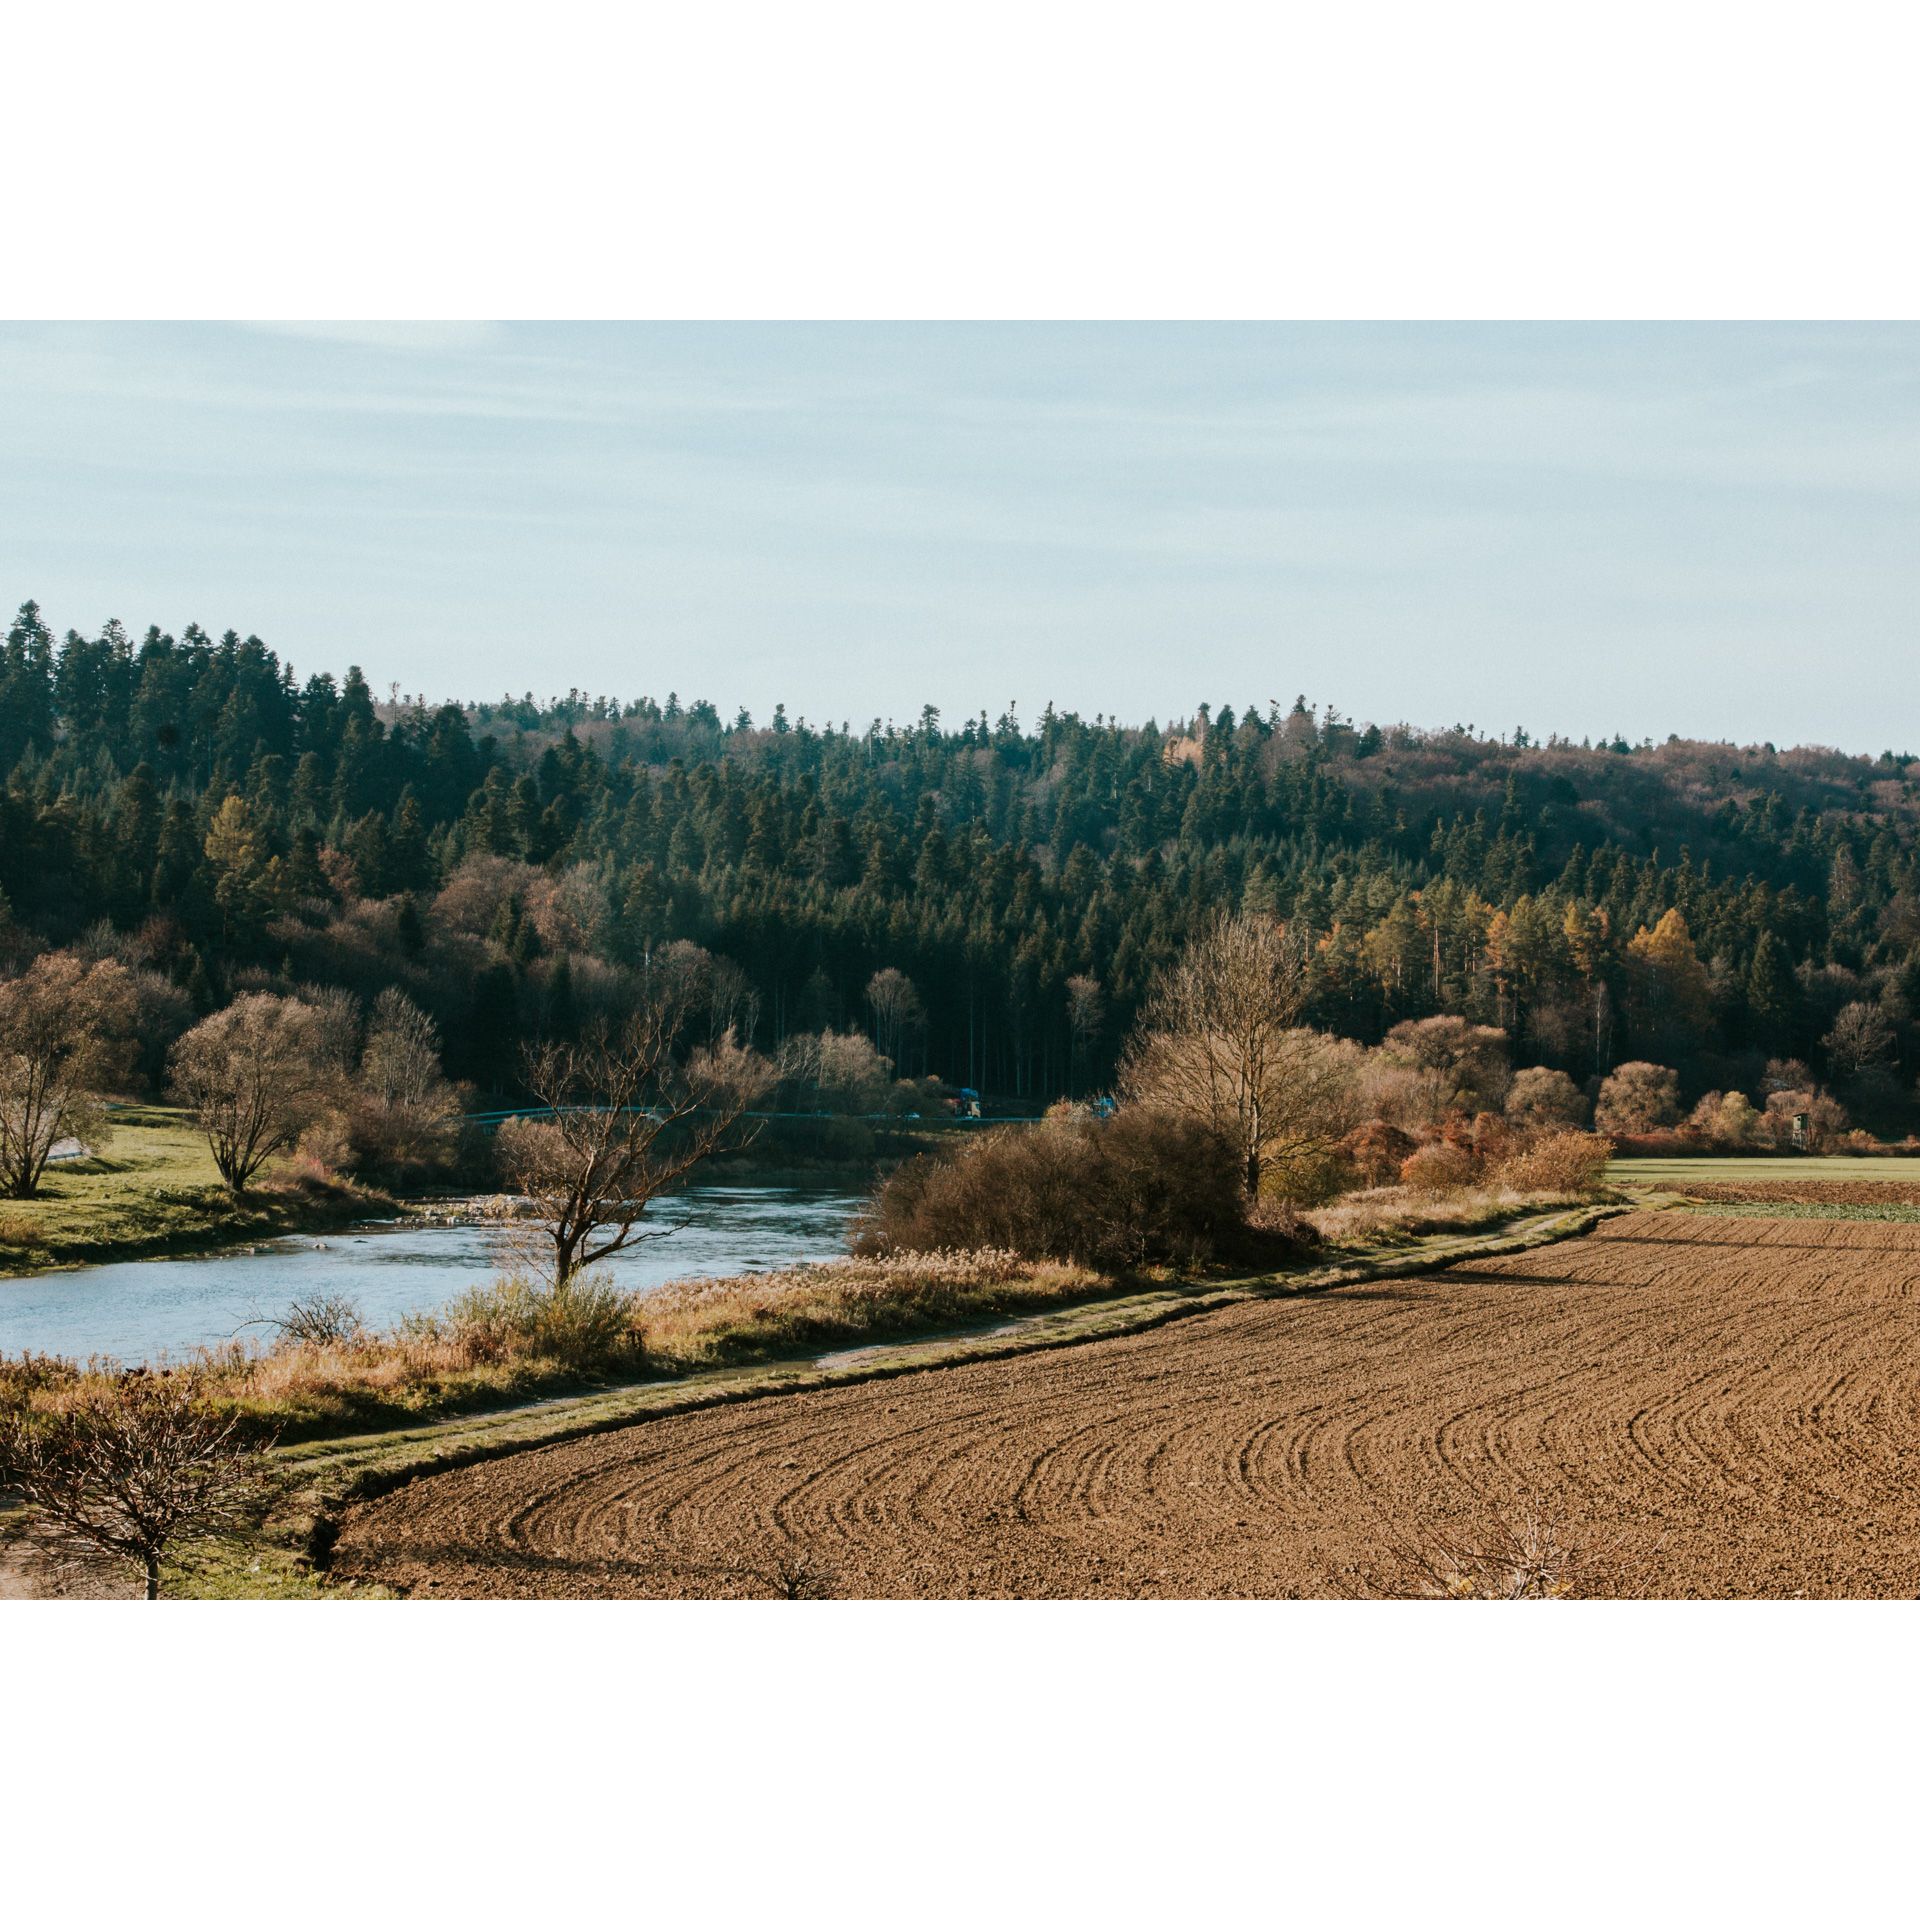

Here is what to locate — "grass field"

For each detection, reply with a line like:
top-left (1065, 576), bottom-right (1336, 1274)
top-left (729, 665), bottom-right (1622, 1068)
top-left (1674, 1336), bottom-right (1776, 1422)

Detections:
top-left (1612, 1157), bottom-right (1920, 1221)
top-left (0, 1105), bottom-right (389, 1277)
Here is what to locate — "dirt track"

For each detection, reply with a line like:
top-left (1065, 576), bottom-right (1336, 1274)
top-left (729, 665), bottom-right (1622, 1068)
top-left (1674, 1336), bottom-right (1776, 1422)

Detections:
top-left (332, 1215), bottom-right (1920, 1599)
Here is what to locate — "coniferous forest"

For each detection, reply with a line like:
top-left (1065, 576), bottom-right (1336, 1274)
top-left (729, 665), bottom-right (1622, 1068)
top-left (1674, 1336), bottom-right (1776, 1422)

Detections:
top-left (4, 598), bottom-right (1919, 1125)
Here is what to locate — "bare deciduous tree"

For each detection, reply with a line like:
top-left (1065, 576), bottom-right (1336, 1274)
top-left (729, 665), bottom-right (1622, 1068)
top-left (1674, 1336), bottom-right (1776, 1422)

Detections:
top-left (1117, 911), bottom-right (1356, 1197)
top-left (1825, 1001), bottom-right (1896, 1079)
top-left (1379, 1014), bottom-right (1512, 1124)
top-left (0, 1374), bottom-right (271, 1598)
top-left (295, 983), bottom-right (365, 1076)
top-left (1065, 974), bottom-right (1105, 1096)
top-left (168, 993), bottom-right (341, 1191)
top-left (773, 1030), bottom-right (892, 1114)
top-left (706, 956), bottom-right (761, 1049)
top-left (495, 1004), bottom-right (759, 1290)
top-left (864, 968), bottom-right (923, 1078)
top-left (0, 953), bottom-right (133, 1199)
top-left (353, 987), bottom-right (460, 1175)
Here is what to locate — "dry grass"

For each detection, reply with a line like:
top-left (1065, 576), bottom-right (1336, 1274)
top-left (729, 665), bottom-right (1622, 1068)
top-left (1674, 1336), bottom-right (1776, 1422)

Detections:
top-left (2, 1250), bottom-right (1121, 1442)
top-left (635, 1248), bottom-right (1113, 1369)
top-left (1306, 1180), bottom-right (1599, 1246)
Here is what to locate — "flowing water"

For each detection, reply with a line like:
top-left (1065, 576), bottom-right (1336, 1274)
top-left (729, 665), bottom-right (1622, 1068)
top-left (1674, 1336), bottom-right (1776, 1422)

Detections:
top-left (0, 1185), bottom-right (867, 1366)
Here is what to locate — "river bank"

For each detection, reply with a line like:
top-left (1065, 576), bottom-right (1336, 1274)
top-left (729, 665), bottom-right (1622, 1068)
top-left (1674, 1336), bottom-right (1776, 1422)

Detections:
top-left (0, 1106), bottom-right (888, 1285)
top-left (0, 1107), bottom-right (398, 1280)
top-left (1, 1185), bottom-right (869, 1365)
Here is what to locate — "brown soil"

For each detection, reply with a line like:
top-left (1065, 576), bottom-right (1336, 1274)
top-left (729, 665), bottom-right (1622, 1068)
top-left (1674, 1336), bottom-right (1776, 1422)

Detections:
top-left (1649, 1180), bottom-right (1920, 1208)
top-left (331, 1215), bottom-right (1920, 1599)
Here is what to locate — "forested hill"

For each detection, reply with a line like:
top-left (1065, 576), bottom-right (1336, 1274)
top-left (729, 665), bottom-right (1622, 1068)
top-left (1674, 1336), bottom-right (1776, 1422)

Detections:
top-left (3, 599), bottom-right (1918, 1106)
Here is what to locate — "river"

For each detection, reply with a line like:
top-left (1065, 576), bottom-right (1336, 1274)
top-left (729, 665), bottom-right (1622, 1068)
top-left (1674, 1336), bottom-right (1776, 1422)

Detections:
top-left (0, 1185), bottom-right (867, 1366)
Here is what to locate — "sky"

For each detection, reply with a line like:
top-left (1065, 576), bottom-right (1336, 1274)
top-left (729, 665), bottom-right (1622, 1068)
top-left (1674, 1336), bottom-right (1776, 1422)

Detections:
top-left (2, 322), bottom-right (1914, 753)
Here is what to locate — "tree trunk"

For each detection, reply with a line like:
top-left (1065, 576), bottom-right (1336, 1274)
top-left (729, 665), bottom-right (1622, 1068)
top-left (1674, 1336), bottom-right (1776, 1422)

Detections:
top-left (145, 1554), bottom-right (160, 1600)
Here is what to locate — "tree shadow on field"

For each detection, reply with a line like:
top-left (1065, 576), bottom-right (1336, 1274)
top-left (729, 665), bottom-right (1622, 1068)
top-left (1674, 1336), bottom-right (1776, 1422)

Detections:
top-left (1313, 1269), bottom-right (1607, 1304)
top-left (1417, 1267), bottom-right (1611, 1289)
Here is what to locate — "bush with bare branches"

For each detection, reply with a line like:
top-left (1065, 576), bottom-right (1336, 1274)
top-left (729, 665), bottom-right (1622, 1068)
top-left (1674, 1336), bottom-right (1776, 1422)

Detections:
top-left (0, 1372), bottom-right (272, 1598)
top-left (1594, 1060), bottom-right (1682, 1134)
top-left (853, 1105), bottom-right (1303, 1270)
top-left (1495, 1131), bottom-right (1615, 1194)
top-left (1399, 1142), bottom-right (1480, 1191)
top-left (1504, 1065), bottom-right (1590, 1129)
top-left (1342, 1499), bottom-right (1636, 1600)
top-left (761, 1549), bottom-right (837, 1599)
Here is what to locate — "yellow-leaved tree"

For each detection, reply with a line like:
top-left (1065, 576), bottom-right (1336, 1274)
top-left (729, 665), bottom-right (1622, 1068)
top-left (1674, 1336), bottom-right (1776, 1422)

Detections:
top-left (1625, 909), bottom-right (1710, 1057)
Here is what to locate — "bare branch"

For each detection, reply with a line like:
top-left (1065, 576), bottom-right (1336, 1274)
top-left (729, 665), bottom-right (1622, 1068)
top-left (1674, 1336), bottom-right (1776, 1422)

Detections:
top-left (0, 1374), bottom-right (273, 1599)
top-left (168, 993), bottom-right (344, 1191)
top-left (495, 1003), bottom-right (763, 1289)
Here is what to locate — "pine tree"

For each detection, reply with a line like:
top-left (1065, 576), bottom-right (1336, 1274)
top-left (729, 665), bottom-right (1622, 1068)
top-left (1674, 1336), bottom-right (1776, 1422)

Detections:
top-left (1746, 930), bottom-right (1798, 1049)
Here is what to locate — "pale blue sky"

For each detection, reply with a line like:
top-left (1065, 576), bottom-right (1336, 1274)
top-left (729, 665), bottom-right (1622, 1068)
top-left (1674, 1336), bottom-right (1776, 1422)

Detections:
top-left (3, 323), bottom-right (1914, 751)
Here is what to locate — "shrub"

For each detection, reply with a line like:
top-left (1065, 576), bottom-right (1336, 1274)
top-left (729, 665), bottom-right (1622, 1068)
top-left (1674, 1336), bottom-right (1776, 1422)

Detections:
top-left (1612, 1128), bottom-right (1706, 1156)
top-left (1400, 1143), bottom-right (1479, 1191)
top-left (0, 1372), bottom-right (271, 1598)
top-left (1243, 1199), bottom-right (1323, 1253)
top-left (1498, 1132), bottom-right (1614, 1194)
top-left (853, 1106), bottom-right (1252, 1269)
top-left (1762, 1087), bottom-right (1851, 1151)
top-left (1594, 1061), bottom-right (1681, 1134)
top-left (1505, 1067), bottom-right (1590, 1129)
top-left (268, 1290), bottom-right (366, 1348)
top-left (1704, 1090), bottom-right (1765, 1149)
top-left (1339, 1121), bottom-right (1417, 1186)
top-left (420, 1271), bottom-right (641, 1371)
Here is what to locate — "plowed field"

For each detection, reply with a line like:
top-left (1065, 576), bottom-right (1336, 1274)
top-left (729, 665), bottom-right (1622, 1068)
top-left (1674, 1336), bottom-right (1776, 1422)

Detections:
top-left (332, 1215), bottom-right (1920, 1599)
top-left (1651, 1180), bottom-right (1920, 1209)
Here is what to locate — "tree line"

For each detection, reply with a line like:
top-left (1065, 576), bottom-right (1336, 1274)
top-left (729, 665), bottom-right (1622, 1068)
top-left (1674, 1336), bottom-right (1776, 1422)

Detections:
top-left (4, 598), bottom-right (1919, 1125)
